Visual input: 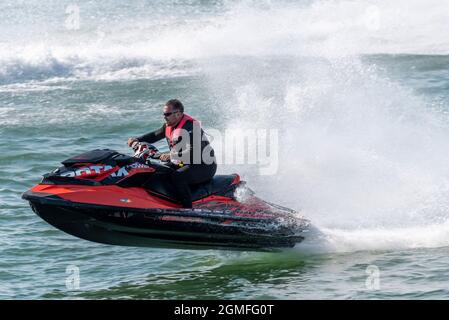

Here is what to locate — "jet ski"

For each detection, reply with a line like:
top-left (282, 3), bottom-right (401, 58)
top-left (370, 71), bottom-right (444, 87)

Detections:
top-left (22, 143), bottom-right (309, 251)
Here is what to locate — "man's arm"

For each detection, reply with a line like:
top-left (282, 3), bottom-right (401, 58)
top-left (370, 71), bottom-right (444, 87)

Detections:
top-left (136, 124), bottom-right (166, 143)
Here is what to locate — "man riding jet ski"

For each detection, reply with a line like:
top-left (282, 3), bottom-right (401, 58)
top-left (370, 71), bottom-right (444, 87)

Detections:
top-left (22, 100), bottom-right (310, 251)
top-left (128, 99), bottom-right (216, 209)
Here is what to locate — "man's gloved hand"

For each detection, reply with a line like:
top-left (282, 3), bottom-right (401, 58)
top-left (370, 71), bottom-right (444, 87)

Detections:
top-left (159, 153), bottom-right (171, 161)
top-left (127, 137), bottom-right (138, 147)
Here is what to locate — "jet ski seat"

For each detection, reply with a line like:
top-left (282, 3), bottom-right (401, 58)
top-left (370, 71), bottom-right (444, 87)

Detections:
top-left (145, 174), bottom-right (240, 202)
top-left (190, 174), bottom-right (239, 201)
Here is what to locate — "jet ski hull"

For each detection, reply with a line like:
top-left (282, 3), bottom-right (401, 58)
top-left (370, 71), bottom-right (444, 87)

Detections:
top-left (23, 190), bottom-right (308, 251)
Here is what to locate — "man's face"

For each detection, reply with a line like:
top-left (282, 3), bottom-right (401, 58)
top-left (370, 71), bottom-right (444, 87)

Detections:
top-left (163, 105), bottom-right (183, 126)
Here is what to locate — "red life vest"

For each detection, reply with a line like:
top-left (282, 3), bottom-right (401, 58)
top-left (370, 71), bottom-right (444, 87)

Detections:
top-left (165, 114), bottom-right (200, 149)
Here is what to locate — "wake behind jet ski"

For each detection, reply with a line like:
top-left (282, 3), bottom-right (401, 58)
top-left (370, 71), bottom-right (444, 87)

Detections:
top-left (22, 143), bottom-right (310, 251)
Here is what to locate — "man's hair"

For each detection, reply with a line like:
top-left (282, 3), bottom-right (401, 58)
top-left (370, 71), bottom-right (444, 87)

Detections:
top-left (166, 99), bottom-right (184, 113)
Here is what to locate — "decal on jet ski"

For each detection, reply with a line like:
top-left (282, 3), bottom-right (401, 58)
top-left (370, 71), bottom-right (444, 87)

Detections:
top-left (160, 215), bottom-right (205, 223)
top-left (111, 163), bottom-right (151, 177)
top-left (128, 163), bottom-right (150, 169)
top-left (111, 167), bottom-right (128, 177)
top-left (59, 163), bottom-right (150, 178)
top-left (60, 165), bottom-right (115, 178)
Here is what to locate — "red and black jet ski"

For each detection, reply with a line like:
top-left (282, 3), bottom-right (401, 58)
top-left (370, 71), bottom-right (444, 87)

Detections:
top-left (22, 143), bottom-right (309, 251)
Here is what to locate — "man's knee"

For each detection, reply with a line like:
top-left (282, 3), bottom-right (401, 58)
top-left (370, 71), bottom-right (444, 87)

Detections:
top-left (170, 168), bottom-right (188, 183)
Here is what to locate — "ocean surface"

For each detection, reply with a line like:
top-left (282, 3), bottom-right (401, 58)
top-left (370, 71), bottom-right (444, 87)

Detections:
top-left (2, 0), bottom-right (449, 299)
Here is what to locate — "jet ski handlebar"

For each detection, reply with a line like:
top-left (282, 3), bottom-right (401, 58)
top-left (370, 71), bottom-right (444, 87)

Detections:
top-left (131, 141), bottom-right (161, 162)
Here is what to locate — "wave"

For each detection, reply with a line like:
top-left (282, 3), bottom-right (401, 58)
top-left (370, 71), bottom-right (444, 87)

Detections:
top-left (319, 221), bottom-right (449, 252)
top-left (2, 0), bottom-right (448, 84)
top-left (0, 44), bottom-right (198, 84)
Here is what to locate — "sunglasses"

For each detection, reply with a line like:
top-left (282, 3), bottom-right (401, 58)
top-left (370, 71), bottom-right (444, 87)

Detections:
top-left (163, 111), bottom-right (180, 117)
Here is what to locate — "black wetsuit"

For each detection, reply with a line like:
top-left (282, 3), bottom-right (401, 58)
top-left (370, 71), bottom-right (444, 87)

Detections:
top-left (136, 116), bottom-right (217, 208)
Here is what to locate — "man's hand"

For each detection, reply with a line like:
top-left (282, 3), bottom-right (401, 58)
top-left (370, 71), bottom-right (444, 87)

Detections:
top-left (159, 153), bottom-right (171, 161)
top-left (127, 137), bottom-right (138, 147)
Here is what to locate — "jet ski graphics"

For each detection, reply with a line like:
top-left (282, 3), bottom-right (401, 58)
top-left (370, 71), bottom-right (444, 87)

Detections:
top-left (22, 146), bottom-right (309, 251)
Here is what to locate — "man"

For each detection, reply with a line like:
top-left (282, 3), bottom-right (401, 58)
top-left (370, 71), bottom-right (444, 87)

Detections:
top-left (127, 99), bottom-right (217, 208)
